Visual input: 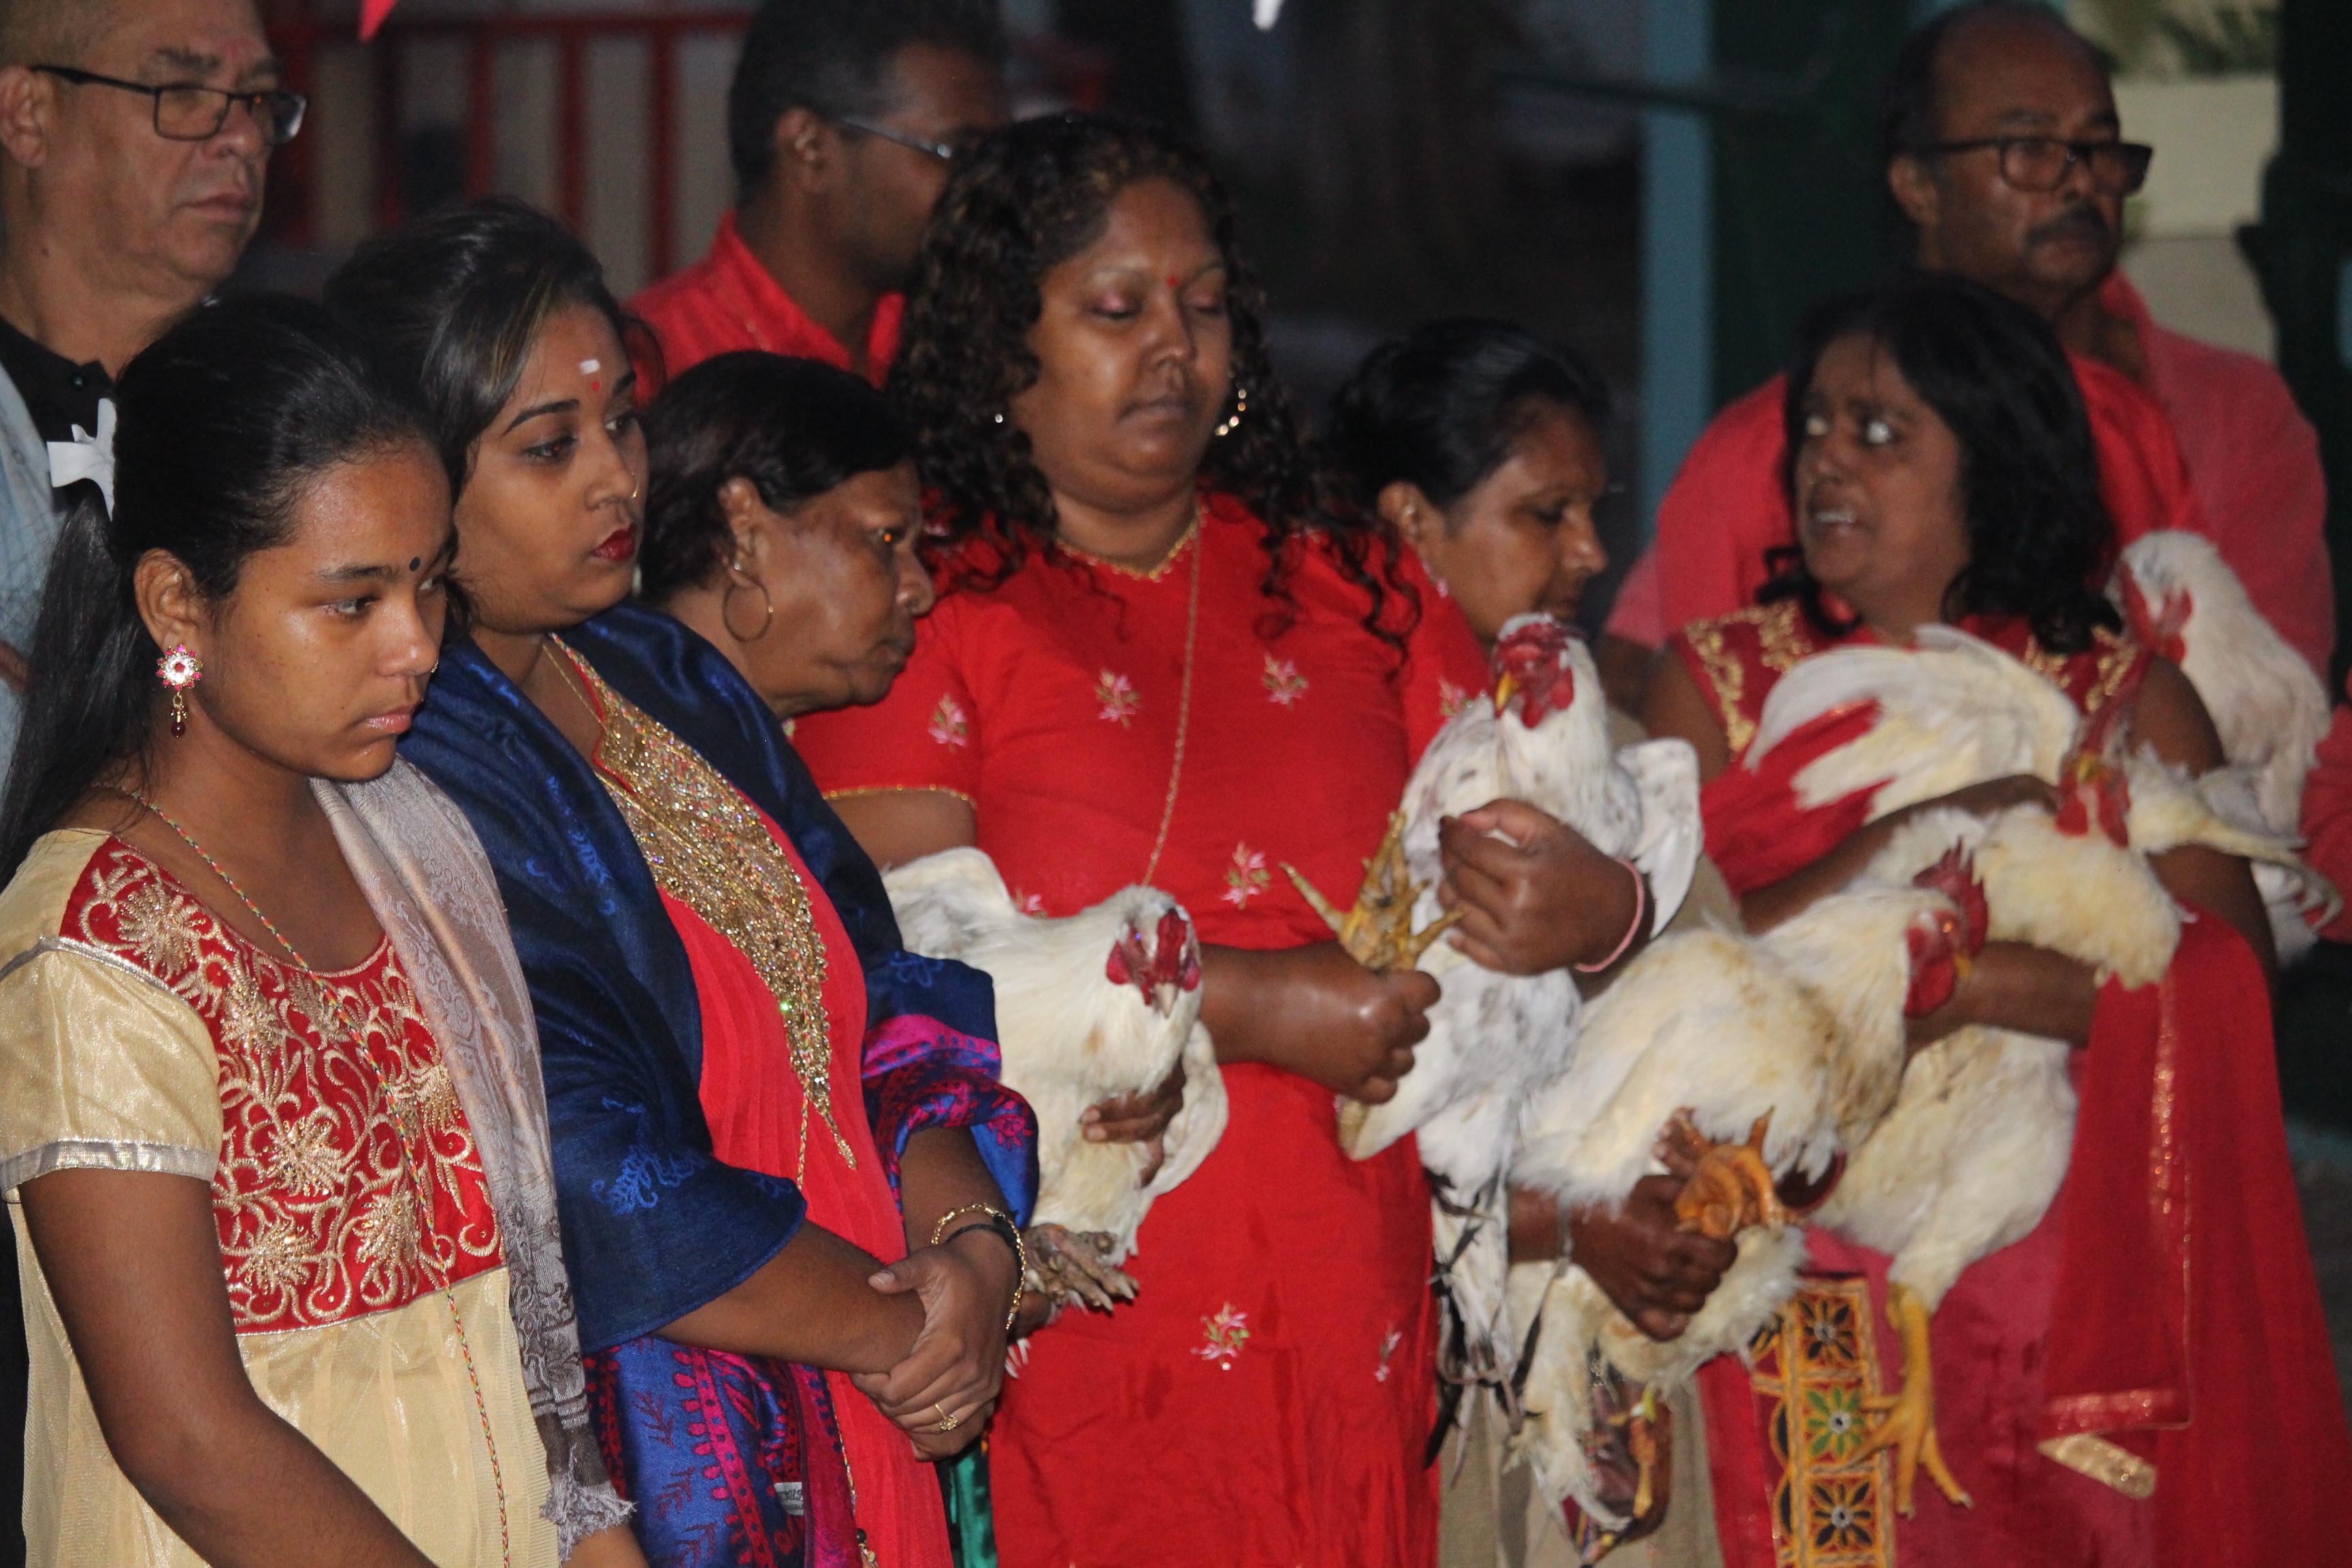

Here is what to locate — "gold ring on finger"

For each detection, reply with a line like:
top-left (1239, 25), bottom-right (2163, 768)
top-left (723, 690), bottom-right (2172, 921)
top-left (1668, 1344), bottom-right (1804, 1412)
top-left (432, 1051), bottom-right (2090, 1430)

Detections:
top-left (934, 1402), bottom-right (960, 1432)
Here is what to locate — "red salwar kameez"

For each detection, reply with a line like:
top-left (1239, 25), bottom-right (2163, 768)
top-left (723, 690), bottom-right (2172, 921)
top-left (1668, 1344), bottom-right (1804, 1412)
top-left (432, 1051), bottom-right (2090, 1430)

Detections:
top-left (1667, 599), bottom-right (2352, 1568)
top-left (794, 493), bottom-right (1491, 1568)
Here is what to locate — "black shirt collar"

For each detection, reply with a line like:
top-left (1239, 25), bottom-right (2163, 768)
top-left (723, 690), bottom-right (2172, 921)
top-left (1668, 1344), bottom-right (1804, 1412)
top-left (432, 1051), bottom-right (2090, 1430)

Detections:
top-left (0, 312), bottom-right (111, 447)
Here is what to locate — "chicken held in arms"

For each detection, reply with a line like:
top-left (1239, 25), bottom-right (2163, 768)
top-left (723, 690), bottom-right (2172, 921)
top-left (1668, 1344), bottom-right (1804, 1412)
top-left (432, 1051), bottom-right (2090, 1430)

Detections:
top-left (1738, 581), bottom-right (2324, 1515)
top-left (1286, 613), bottom-right (1701, 1439)
top-left (885, 848), bottom-right (1226, 1312)
top-left (1508, 846), bottom-right (1986, 1531)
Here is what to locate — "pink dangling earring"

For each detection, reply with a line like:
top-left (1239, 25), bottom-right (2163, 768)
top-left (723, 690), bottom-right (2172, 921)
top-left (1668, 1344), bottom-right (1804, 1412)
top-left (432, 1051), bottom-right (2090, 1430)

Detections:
top-left (157, 644), bottom-right (201, 736)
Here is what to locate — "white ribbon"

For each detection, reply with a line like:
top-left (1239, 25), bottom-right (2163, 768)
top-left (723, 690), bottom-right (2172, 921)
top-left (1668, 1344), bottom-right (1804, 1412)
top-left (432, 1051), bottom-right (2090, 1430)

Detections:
top-left (46, 397), bottom-right (116, 514)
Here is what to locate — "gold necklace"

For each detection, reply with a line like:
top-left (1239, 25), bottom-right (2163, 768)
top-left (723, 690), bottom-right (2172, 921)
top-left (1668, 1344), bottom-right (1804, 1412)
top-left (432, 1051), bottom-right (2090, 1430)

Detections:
top-left (1139, 508), bottom-right (1203, 888)
top-left (129, 790), bottom-right (310, 969)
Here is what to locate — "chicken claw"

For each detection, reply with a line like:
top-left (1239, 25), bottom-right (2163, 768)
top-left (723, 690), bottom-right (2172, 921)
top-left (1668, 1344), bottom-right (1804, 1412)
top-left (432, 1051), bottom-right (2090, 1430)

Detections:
top-left (1022, 1224), bottom-right (1140, 1313)
top-left (1671, 1115), bottom-right (1788, 1240)
top-left (1857, 1281), bottom-right (1973, 1515)
top-left (1283, 813), bottom-right (1462, 974)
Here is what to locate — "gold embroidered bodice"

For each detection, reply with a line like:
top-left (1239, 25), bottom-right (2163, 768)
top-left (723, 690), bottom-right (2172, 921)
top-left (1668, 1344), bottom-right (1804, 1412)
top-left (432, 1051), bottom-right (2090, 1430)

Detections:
top-left (558, 643), bottom-right (853, 1174)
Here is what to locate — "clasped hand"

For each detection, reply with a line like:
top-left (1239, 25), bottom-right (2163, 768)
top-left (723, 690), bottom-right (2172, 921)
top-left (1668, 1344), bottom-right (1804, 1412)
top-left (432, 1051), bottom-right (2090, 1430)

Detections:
top-left (1437, 800), bottom-right (1644, 975)
top-left (847, 1227), bottom-right (1021, 1459)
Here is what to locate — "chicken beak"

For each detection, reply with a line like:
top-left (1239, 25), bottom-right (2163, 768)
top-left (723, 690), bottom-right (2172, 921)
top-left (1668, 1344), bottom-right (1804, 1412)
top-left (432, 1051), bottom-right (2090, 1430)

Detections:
top-left (1492, 674), bottom-right (1518, 714)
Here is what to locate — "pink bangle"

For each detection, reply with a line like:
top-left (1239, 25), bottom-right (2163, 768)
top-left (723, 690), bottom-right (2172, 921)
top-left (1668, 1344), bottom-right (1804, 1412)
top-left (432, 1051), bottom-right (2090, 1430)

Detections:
top-left (1574, 858), bottom-right (1648, 973)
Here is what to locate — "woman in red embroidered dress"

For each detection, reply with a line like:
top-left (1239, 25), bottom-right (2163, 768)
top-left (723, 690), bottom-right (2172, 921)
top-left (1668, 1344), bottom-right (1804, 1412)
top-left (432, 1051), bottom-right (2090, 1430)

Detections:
top-left (789, 116), bottom-right (1554, 1567)
top-left (1641, 276), bottom-right (2352, 1568)
top-left (0, 299), bottom-right (632, 1566)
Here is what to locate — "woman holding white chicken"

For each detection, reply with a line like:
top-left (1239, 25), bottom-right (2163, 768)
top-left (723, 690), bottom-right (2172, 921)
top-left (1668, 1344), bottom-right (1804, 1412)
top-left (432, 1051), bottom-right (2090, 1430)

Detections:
top-left (1642, 274), bottom-right (2350, 1568)
top-left (789, 115), bottom-right (1659, 1567)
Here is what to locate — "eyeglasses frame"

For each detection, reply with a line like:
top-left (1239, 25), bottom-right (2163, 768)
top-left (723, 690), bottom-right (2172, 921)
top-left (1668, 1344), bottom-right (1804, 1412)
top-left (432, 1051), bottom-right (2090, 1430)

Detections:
top-left (1914, 134), bottom-right (2153, 196)
top-left (833, 115), bottom-right (960, 165)
top-left (30, 63), bottom-right (307, 147)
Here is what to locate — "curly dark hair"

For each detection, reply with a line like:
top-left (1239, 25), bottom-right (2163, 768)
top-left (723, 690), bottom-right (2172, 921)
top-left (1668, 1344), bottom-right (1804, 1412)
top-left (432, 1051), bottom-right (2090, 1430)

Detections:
top-left (1761, 271), bottom-right (2121, 653)
top-left (887, 111), bottom-right (1416, 652)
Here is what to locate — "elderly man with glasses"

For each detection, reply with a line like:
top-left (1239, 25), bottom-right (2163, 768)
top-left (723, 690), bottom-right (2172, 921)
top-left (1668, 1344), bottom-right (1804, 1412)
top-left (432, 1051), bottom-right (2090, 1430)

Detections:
top-left (0, 0), bottom-right (294, 741)
top-left (1597, 0), bottom-right (2332, 702)
top-left (632, 0), bottom-right (1008, 388)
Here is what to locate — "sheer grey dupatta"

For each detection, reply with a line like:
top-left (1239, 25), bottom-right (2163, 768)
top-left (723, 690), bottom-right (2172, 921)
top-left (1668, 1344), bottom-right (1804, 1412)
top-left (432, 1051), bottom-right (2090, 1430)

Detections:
top-left (316, 761), bottom-right (631, 1557)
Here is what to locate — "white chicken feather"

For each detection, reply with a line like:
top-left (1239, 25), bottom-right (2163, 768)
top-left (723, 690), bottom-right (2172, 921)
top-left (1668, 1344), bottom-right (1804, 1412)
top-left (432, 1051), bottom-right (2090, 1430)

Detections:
top-left (1291, 613), bottom-right (1699, 1435)
top-left (884, 847), bottom-right (1226, 1308)
top-left (1511, 863), bottom-right (1978, 1525)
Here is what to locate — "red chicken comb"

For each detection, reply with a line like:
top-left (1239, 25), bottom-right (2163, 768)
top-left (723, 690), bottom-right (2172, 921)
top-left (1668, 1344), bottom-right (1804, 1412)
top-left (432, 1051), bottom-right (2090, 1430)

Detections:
top-left (1911, 846), bottom-right (1989, 957)
top-left (2115, 566), bottom-right (2191, 665)
top-left (1105, 906), bottom-right (1202, 1007)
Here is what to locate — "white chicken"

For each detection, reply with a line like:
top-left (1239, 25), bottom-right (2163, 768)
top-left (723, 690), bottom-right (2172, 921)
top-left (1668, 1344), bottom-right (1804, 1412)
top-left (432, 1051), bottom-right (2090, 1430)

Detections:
top-left (1509, 848), bottom-right (1985, 1529)
top-left (1731, 582), bottom-right (2326, 1514)
top-left (2107, 532), bottom-right (2335, 960)
top-left (1284, 614), bottom-right (1699, 1433)
top-left (883, 848), bottom-right (1226, 1309)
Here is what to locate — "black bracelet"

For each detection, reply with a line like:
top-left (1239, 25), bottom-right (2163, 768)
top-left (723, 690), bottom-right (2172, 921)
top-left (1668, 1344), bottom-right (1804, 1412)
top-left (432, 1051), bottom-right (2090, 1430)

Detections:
top-left (945, 1215), bottom-right (1019, 1258)
top-left (941, 1212), bottom-right (1028, 1331)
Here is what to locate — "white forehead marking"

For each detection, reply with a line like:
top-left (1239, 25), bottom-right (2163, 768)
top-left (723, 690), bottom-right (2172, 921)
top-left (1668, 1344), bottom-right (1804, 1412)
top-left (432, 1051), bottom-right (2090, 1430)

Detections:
top-left (579, 359), bottom-right (602, 375)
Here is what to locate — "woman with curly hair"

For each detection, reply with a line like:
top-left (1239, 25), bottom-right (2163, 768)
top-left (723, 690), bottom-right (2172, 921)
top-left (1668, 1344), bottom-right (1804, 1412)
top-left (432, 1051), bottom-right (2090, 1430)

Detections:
top-left (1643, 274), bottom-right (2351, 1567)
top-left (789, 114), bottom-right (1544, 1566)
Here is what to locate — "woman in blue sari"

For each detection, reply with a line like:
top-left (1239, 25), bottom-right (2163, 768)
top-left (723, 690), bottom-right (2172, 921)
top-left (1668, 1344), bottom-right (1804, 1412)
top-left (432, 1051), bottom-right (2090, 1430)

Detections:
top-left (329, 196), bottom-right (1036, 1568)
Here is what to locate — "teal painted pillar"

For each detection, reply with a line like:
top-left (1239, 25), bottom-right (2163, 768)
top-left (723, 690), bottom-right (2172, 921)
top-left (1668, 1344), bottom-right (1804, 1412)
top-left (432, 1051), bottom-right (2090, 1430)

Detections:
top-left (1639, 0), bottom-right (1712, 542)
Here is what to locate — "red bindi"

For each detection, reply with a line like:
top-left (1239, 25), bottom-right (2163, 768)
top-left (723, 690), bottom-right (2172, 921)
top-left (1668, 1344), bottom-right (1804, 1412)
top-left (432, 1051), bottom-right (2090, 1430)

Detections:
top-left (1166, 275), bottom-right (1181, 290)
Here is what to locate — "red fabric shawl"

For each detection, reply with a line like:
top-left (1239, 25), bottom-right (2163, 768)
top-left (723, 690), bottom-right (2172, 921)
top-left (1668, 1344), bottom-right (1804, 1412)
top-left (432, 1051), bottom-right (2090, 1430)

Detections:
top-left (1671, 602), bottom-right (2352, 1568)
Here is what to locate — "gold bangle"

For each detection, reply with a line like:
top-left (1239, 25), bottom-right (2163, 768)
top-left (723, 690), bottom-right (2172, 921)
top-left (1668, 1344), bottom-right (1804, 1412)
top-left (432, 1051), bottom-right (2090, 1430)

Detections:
top-left (930, 1203), bottom-right (1028, 1333)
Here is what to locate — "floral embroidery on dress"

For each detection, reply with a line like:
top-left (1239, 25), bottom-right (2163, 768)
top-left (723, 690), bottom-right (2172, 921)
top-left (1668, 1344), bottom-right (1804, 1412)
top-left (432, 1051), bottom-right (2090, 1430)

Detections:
top-left (66, 843), bottom-right (502, 1335)
top-left (1095, 670), bottom-right (1140, 727)
top-left (1261, 654), bottom-right (1309, 707)
top-left (1374, 1326), bottom-right (1404, 1382)
top-left (1195, 1303), bottom-right (1250, 1369)
top-left (1223, 844), bottom-right (1270, 909)
top-left (927, 695), bottom-right (970, 749)
top-left (1437, 680), bottom-right (1473, 721)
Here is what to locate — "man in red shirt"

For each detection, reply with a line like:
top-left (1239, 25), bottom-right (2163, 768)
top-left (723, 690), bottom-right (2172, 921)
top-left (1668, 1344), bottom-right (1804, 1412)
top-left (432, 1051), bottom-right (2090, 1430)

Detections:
top-left (633, 0), bottom-right (1008, 387)
top-left (1601, 0), bottom-right (2332, 697)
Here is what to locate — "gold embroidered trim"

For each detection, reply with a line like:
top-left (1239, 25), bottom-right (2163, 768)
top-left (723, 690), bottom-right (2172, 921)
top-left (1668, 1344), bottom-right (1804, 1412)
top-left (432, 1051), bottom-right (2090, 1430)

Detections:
top-left (562, 645), bottom-right (851, 1177)
top-left (819, 784), bottom-right (979, 807)
top-left (1055, 507), bottom-right (1201, 582)
top-left (1682, 602), bottom-right (1810, 756)
top-left (2036, 1435), bottom-right (2157, 1500)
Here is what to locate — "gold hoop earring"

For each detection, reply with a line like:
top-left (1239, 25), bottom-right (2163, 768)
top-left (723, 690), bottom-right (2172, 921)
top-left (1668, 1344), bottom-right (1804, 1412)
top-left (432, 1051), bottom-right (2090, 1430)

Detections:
top-left (721, 555), bottom-right (776, 643)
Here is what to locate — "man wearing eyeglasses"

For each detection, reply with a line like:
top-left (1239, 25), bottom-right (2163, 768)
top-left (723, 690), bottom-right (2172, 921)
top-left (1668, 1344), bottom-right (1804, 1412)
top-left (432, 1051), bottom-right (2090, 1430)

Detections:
top-left (633, 0), bottom-right (1008, 388)
top-left (1599, 0), bottom-right (2331, 700)
top-left (0, 0), bottom-right (290, 688)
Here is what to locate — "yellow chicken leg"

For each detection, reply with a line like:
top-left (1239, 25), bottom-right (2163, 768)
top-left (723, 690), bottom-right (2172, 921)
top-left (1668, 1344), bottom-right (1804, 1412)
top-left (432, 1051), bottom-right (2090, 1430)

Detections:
top-left (1857, 1281), bottom-right (1973, 1516)
top-left (1672, 1115), bottom-right (1788, 1240)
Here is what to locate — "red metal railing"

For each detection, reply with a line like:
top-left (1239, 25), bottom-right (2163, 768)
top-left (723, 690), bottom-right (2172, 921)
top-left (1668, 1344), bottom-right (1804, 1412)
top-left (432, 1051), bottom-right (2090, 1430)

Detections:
top-left (370, 10), bottom-right (747, 280)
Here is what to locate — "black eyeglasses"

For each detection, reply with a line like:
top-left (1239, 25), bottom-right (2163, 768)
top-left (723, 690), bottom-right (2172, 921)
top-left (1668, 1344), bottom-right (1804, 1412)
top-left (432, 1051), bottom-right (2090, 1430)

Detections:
top-left (1918, 135), bottom-right (2153, 196)
top-left (33, 65), bottom-right (307, 147)
top-left (835, 116), bottom-right (960, 164)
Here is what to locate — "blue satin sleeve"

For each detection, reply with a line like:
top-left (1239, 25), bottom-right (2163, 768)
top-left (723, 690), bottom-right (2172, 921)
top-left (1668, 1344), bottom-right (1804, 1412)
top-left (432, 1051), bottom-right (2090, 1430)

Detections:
top-left (402, 641), bottom-right (808, 1352)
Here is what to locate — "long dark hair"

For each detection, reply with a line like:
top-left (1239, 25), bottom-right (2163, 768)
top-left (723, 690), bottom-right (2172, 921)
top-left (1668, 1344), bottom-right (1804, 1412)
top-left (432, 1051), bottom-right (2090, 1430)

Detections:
top-left (1761, 272), bottom-right (2120, 652)
top-left (1323, 317), bottom-right (1612, 519)
top-left (889, 111), bottom-right (1416, 651)
top-left (325, 195), bottom-right (643, 497)
top-left (640, 351), bottom-right (912, 604)
top-left (0, 295), bottom-right (432, 880)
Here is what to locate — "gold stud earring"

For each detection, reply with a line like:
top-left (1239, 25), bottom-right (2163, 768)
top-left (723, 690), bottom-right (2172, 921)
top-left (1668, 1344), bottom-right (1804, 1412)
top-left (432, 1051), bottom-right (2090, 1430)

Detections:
top-left (157, 644), bottom-right (202, 736)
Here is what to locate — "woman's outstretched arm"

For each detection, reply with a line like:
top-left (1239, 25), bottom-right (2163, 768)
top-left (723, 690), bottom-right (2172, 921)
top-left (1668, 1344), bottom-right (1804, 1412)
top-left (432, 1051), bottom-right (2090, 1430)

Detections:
top-left (21, 1169), bottom-right (434, 1568)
